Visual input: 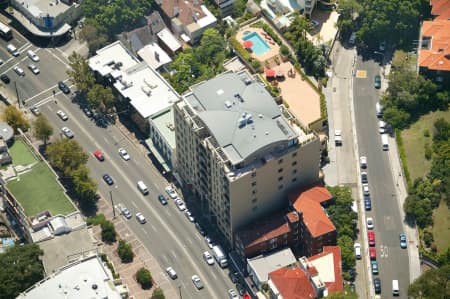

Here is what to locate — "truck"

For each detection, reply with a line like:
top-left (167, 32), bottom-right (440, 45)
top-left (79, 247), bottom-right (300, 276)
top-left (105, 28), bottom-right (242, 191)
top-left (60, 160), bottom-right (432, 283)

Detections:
top-left (212, 245), bottom-right (228, 268)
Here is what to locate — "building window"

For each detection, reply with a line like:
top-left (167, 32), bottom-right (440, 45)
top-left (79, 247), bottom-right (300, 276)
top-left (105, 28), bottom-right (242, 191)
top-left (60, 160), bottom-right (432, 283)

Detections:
top-left (251, 172), bottom-right (256, 178)
top-left (278, 159), bottom-right (283, 164)
top-left (292, 152), bottom-right (297, 157)
top-left (251, 181), bottom-right (256, 187)
top-left (278, 168), bottom-right (283, 173)
top-left (278, 184), bottom-right (284, 190)
top-left (252, 190), bottom-right (257, 195)
top-left (278, 176), bottom-right (283, 181)
top-left (252, 198), bottom-right (257, 203)
top-left (292, 169), bottom-right (297, 174)
top-left (292, 161), bottom-right (297, 166)
top-left (292, 178), bottom-right (297, 183)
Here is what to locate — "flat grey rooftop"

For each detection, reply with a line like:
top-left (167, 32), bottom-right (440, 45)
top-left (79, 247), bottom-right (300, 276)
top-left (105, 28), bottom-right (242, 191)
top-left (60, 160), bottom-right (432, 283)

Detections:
top-left (185, 71), bottom-right (298, 164)
top-left (22, 0), bottom-right (71, 17)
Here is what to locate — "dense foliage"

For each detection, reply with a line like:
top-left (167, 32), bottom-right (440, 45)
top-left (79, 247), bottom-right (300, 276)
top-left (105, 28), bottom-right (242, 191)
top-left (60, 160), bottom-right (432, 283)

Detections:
top-left (408, 264), bottom-right (450, 299)
top-left (0, 244), bottom-right (44, 299)
top-left (151, 287), bottom-right (166, 299)
top-left (136, 267), bottom-right (153, 289)
top-left (67, 52), bottom-right (95, 94)
top-left (327, 186), bottom-right (358, 274)
top-left (428, 118), bottom-right (450, 202)
top-left (117, 240), bottom-right (134, 263)
top-left (33, 114), bottom-right (53, 145)
top-left (1, 105), bottom-right (30, 133)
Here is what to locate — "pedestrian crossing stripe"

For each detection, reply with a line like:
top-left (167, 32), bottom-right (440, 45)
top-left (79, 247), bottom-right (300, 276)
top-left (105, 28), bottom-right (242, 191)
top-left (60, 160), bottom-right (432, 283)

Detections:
top-left (356, 70), bottom-right (367, 78)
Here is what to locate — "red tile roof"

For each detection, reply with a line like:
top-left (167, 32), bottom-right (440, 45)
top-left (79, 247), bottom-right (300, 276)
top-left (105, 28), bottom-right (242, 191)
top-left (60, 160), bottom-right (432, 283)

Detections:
top-left (293, 198), bottom-right (336, 238)
top-left (431, 0), bottom-right (450, 20)
top-left (419, 20), bottom-right (450, 72)
top-left (269, 267), bottom-right (317, 299)
top-left (308, 246), bottom-right (344, 294)
top-left (289, 185), bottom-right (333, 206)
top-left (159, 0), bottom-right (206, 26)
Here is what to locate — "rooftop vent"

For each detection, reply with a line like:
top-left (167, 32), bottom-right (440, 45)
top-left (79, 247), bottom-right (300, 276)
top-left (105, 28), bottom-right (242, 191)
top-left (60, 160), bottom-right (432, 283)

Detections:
top-left (244, 78), bottom-right (252, 85)
top-left (234, 93), bottom-right (244, 102)
top-left (224, 100), bottom-right (232, 109)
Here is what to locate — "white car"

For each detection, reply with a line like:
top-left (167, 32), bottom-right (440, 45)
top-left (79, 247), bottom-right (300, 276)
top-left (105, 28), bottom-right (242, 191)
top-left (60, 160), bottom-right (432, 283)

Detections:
top-left (118, 148), bottom-right (130, 160)
top-left (57, 110), bottom-right (68, 121)
top-left (354, 242), bottom-right (362, 259)
top-left (228, 289), bottom-right (239, 299)
top-left (205, 236), bottom-right (215, 249)
top-left (378, 121), bottom-right (386, 134)
top-left (360, 156), bottom-right (367, 168)
top-left (203, 251), bottom-right (214, 265)
top-left (185, 210), bottom-right (195, 222)
top-left (335, 129), bottom-right (342, 145)
top-left (27, 49), bottom-right (40, 62)
top-left (136, 213), bottom-right (146, 224)
top-left (192, 275), bottom-right (204, 289)
top-left (166, 267), bottom-right (177, 279)
top-left (362, 184), bottom-right (370, 196)
top-left (28, 63), bottom-right (40, 75)
top-left (61, 127), bottom-right (74, 139)
top-left (176, 199), bottom-right (186, 211)
top-left (30, 106), bottom-right (40, 116)
top-left (165, 185), bottom-right (178, 199)
top-left (366, 217), bottom-right (374, 230)
top-left (13, 66), bottom-right (25, 77)
top-left (121, 206), bottom-right (132, 219)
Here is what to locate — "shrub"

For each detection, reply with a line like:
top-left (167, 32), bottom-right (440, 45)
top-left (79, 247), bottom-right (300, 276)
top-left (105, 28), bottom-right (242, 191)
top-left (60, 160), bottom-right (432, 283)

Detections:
top-left (424, 144), bottom-right (432, 160)
top-left (250, 59), bottom-right (262, 71)
top-left (136, 267), bottom-right (152, 289)
top-left (117, 240), bottom-right (134, 263)
top-left (280, 44), bottom-right (290, 56)
top-left (423, 129), bottom-right (430, 137)
top-left (101, 220), bottom-right (117, 244)
top-left (151, 287), bottom-right (165, 299)
top-left (395, 129), bottom-right (412, 190)
top-left (87, 214), bottom-right (106, 226)
top-left (423, 230), bottom-right (434, 248)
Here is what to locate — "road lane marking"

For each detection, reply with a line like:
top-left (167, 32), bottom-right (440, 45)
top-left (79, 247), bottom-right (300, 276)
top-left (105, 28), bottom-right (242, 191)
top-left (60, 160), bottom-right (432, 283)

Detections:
top-left (141, 228), bottom-right (148, 235)
top-left (151, 224), bottom-right (157, 232)
top-left (380, 245), bottom-right (389, 258)
top-left (355, 70), bottom-right (367, 78)
top-left (45, 48), bottom-right (69, 68)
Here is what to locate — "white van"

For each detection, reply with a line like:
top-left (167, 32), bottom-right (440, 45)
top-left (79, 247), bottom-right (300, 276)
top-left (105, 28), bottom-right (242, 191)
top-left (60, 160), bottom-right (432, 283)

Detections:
top-left (392, 280), bottom-right (399, 296)
top-left (354, 243), bottom-right (361, 259)
top-left (7, 44), bottom-right (19, 56)
top-left (137, 180), bottom-right (149, 195)
top-left (381, 134), bottom-right (389, 151)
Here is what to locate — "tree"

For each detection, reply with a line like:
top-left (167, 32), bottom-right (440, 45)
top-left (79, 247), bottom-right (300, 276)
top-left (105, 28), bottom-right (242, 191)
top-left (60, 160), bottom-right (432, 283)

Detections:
top-left (381, 106), bottom-right (410, 129)
top-left (87, 84), bottom-right (115, 113)
top-left (33, 114), bottom-right (53, 145)
top-left (101, 220), bottom-right (117, 243)
top-left (151, 287), bottom-right (166, 299)
top-left (67, 52), bottom-right (95, 94)
top-left (196, 28), bottom-right (227, 68)
top-left (79, 25), bottom-right (109, 55)
top-left (117, 240), bottom-right (134, 263)
top-left (46, 139), bottom-right (89, 176)
top-left (433, 118), bottom-right (450, 143)
top-left (338, 235), bottom-right (356, 270)
top-left (1, 105), bottom-right (30, 133)
top-left (71, 165), bottom-right (98, 209)
top-left (0, 244), bottom-right (44, 299)
top-left (135, 267), bottom-right (153, 289)
top-left (408, 264), bottom-right (450, 299)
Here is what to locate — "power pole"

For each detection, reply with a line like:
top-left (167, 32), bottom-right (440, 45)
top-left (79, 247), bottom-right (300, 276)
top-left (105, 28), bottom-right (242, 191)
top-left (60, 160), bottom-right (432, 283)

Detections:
top-left (14, 81), bottom-right (20, 108)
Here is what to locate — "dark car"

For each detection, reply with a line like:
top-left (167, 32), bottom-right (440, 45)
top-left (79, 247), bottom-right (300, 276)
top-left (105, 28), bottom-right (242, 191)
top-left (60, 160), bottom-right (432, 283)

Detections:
top-left (158, 194), bottom-right (168, 205)
top-left (373, 277), bottom-right (381, 294)
top-left (102, 174), bottom-right (114, 185)
top-left (83, 107), bottom-right (93, 117)
top-left (1, 74), bottom-right (10, 84)
top-left (195, 222), bottom-right (206, 236)
top-left (58, 81), bottom-right (70, 94)
top-left (364, 197), bottom-right (372, 210)
top-left (374, 75), bottom-right (381, 89)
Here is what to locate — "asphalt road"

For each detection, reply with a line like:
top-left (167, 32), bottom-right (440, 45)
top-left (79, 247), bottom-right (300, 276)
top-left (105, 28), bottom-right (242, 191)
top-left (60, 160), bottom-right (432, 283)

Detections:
top-left (353, 56), bottom-right (410, 298)
top-left (0, 28), bottom-right (236, 298)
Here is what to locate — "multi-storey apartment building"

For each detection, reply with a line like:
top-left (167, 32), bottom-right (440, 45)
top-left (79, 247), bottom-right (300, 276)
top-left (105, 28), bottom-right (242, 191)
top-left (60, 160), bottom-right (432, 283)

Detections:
top-left (174, 70), bottom-right (321, 244)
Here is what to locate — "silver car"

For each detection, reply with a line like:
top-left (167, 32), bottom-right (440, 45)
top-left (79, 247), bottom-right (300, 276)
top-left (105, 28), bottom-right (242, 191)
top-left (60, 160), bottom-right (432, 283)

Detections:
top-left (61, 127), bottom-right (74, 139)
top-left (166, 267), bottom-right (177, 279)
top-left (13, 66), bottom-right (25, 77)
top-left (28, 63), bottom-right (40, 75)
top-left (192, 275), bottom-right (204, 289)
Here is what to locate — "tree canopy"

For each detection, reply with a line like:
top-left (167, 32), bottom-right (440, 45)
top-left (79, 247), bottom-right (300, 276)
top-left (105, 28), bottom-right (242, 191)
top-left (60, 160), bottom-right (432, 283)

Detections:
top-left (2, 105), bottom-right (30, 133)
top-left (33, 114), bottom-right (53, 145)
top-left (46, 139), bottom-right (89, 176)
top-left (408, 264), bottom-right (450, 299)
top-left (67, 52), bottom-right (95, 94)
top-left (87, 84), bottom-right (115, 113)
top-left (0, 244), bottom-right (44, 299)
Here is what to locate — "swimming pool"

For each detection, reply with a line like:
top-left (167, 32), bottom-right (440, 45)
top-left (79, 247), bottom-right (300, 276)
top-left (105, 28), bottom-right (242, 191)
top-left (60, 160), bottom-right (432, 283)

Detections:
top-left (242, 32), bottom-right (271, 56)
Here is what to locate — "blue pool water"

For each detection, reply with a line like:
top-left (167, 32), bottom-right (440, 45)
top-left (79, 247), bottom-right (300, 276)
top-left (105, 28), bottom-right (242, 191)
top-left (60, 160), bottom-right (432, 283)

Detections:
top-left (242, 32), bottom-right (271, 55)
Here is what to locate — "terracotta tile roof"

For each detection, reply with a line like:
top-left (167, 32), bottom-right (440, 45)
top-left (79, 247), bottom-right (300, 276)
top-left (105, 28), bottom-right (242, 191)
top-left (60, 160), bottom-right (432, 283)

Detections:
top-left (308, 246), bottom-right (344, 294)
top-left (293, 198), bottom-right (336, 238)
top-left (286, 211), bottom-right (300, 224)
top-left (419, 20), bottom-right (450, 71)
top-left (236, 212), bottom-right (290, 248)
top-left (288, 185), bottom-right (333, 206)
top-left (159, 0), bottom-right (206, 26)
top-left (269, 267), bottom-right (317, 299)
top-left (431, 0), bottom-right (450, 20)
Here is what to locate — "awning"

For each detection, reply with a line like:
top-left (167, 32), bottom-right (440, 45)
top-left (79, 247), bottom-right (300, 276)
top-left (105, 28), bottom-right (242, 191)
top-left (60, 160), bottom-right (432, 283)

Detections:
top-left (243, 40), bottom-right (253, 48)
top-left (145, 138), bottom-right (171, 173)
top-left (265, 69), bottom-right (275, 77)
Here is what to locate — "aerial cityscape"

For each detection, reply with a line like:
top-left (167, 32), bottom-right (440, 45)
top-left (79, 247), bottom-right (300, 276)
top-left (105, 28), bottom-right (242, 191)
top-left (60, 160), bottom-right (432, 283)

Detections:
top-left (0, 0), bottom-right (448, 298)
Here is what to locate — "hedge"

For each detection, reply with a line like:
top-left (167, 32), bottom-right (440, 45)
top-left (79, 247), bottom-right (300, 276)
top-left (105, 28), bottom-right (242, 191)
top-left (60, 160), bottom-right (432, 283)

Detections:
top-left (250, 21), bottom-right (283, 45)
top-left (395, 129), bottom-right (412, 190)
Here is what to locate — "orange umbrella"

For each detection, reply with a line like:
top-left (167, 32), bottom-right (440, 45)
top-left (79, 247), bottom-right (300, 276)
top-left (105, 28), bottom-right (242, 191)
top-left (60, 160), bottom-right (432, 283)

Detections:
top-left (243, 40), bottom-right (253, 48)
top-left (266, 69), bottom-right (275, 77)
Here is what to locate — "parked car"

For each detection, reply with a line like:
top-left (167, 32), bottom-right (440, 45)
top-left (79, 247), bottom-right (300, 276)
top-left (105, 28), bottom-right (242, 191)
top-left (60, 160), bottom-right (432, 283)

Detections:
top-left (192, 275), bottom-right (204, 289)
top-left (102, 173), bottom-right (114, 185)
top-left (378, 120), bottom-right (387, 134)
top-left (176, 199), bottom-right (186, 211)
top-left (158, 194), bottom-right (168, 205)
top-left (205, 236), bottom-right (215, 249)
top-left (136, 213), bottom-right (146, 224)
top-left (0, 74), bottom-right (10, 84)
top-left (94, 150), bottom-right (105, 161)
top-left (30, 106), bottom-right (40, 116)
top-left (118, 148), bottom-right (130, 160)
top-left (369, 247), bottom-right (377, 260)
top-left (195, 222), bottom-right (206, 236)
top-left (354, 243), bottom-right (361, 259)
top-left (61, 127), bottom-right (74, 139)
top-left (28, 63), bottom-right (40, 75)
top-left (374, 75), bottom-right (381, 89)
top-left (165, 185), bottom-right (178, 199)
top-left (83, 107), bottom-right (93, 117)
top-left (373, 277), bottom-right (381, 294)
top-left (203, 251), bottom-right (214, 265)
top-left (366, 217), bottom-right (374, 230)
top-left (361, 172), bottom-right (368, 183)
top-left (368, 231), bottom-right (376, 246)
top-left (360, 156), bottom-right (367, 168)
top-left (335, 129), bottom-right (342, 145)
top-left (364, 197), bottom-right (372, 210)
top-left (371, 261), bottom-right (379, 275)
top-left (57, 110), bottom-right (68, 121)
top-left (228, 289), bottom-right (239, 299)
top-left (58, 81), bottom-right (70, 94)
top-left (166, 267), bottom-right (177, 279)
top-left (400, 233), bottom-right (407, 249)
top-left (362, 184), bottom-right (370, 196)
top-left (185, 209), bottom-right (195, 222)
top-left (13, 66), bottom-right (25, 77)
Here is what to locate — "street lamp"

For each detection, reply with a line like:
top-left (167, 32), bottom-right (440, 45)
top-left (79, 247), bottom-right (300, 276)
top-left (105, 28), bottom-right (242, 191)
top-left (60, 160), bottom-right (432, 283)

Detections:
top-left (373, 51), bottom-right (385, 76)
top-left (109, 185), bottom-right (118, 218)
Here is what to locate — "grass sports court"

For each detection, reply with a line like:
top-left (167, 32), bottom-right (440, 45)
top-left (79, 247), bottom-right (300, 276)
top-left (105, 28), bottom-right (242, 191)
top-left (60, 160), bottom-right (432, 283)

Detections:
top-left (6, 139), bottom-right (76, 217)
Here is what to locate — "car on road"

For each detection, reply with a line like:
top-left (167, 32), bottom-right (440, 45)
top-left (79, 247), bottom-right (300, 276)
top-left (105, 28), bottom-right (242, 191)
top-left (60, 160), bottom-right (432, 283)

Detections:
top-left (334, 129), bottom-right (342, 145)
top-left (158, 194), bottom-right (168, 205)
top-left (191, 275), bottom-right (204, 289)
top-left (136, 213), bottom-right (146, 224)
top-left (1, 74), bottom-right (10, 84)
top-left (203, 251), bottom-right (214, 265)
top-left (378, 120), bottom-right (386, 134)
top-left (195, 222), bottom-right (206, 236)
top-left (371, 261), bottom-right (379, 275)
top-left (13, 66), bottom-right (25, 77)
top-left (176, 199), bottom-right (186, 211)
top-left (373, 277), bottom-right (381, 294)
top-left (400, 233), bottom-right (407, 249)
top-left (7, 44), bottom-right (20, 56)
top-left (121, 206), bottom-right (132, 219)
top-left (58, 81), bottom-right (70, 94)
top-left (118, 148), bottom-right (130, 160)
top-left (360, 156), bottom-right (367, 168)
top-left (368, 231), bottom-right (376, 246)
top-left (61, 127), bottom-right (74, 139)
top-left (228, 289), bottom-right (239, 299)
top-left (165, 185), bottom-right (178, 199)
top-left (57, 110), bottom-right (68, 121)
top-left (354, 243), bottom-right (361, 259)
top-left (364, 197), bottom-right (372, 210)
top-left (205, 236), bottom-right (215, 249)
top-left (28, 63), bottom-right (40, 75)
top-left (361, 171), bottom-right (368, 183)
top-left (102, 174), bottom-right (114, 185)
top-left (0, 59), bottom-right (3, 65)
top-left (374, 75), bottom-right (381, 89)
top-left (166, 267), bottom-right (177, 279)
top-left (366, 217), bottom-right (374, 230)
top-left (83, 107), bottom-right (93, 117)
top-left (362, 184), bottom-right (370, 196)
top-left (185, 209), bottom-right (194, 222)
top-left (369, 247), bottom-right (377, 260)
top-left (94, 150), bottom-right (105, 161)
top-left (27, 49), bottom-right (39, 62)
top-left (30, 106), bottom-right (40, 116)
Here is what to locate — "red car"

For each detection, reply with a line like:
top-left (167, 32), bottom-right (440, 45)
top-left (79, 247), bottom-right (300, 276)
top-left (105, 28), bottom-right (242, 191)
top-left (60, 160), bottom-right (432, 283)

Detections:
top-left (368, 231), bottom-right (376, 246)
top-left (94, 150), bottom-right (105, 161)
top-left (369, 247), bottom-right (377, 260)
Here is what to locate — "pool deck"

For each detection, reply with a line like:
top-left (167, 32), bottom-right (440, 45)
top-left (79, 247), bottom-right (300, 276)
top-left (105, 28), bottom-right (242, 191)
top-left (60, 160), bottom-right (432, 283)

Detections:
top-left (236, 26), bottom-right (280, 62)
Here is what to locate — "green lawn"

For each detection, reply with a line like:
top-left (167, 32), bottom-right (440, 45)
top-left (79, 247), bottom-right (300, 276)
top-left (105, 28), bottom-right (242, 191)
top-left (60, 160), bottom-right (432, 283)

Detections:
top-left (432, 200), bottom-right (450, 254)
top-left (7, 162), bottom-right (76, 217)
top-left (401, 110), bottom-right (450, 181)
top-left (8, 139), bottom-right (38, 166)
